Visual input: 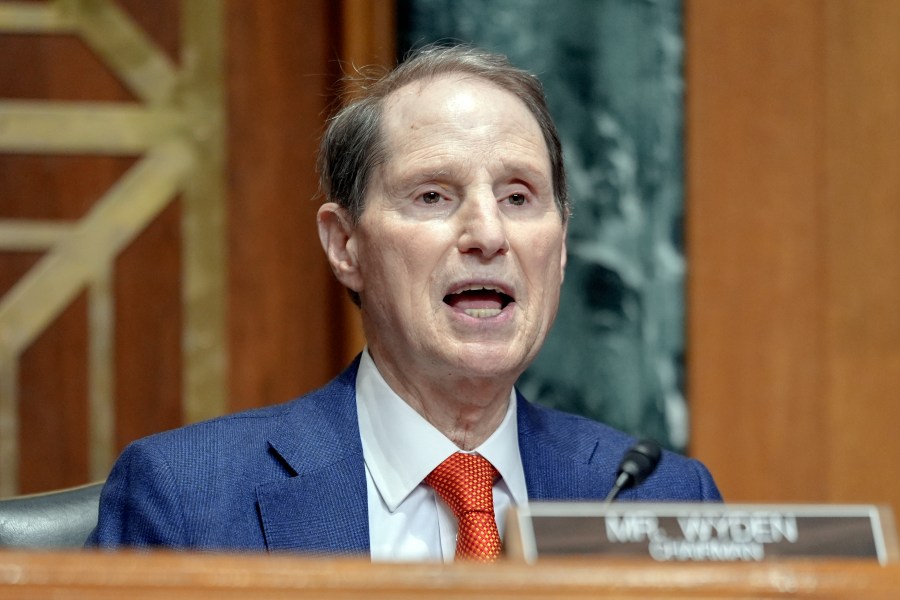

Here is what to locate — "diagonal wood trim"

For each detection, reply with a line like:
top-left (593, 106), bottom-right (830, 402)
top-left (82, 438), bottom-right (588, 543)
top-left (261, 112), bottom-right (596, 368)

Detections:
top-left (0, 140), bottom-right (194, 356)
top-left (72, 0), bottom-right (178, 106)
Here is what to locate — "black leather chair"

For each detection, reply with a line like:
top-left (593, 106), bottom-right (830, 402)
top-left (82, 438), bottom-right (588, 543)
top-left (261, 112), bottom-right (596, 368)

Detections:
top-left (0, 482), bottom-right (104, 548)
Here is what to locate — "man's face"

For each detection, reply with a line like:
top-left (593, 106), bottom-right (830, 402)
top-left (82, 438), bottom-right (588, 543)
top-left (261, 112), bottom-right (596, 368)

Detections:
top-left (339, 74), bottom-right (566, 385)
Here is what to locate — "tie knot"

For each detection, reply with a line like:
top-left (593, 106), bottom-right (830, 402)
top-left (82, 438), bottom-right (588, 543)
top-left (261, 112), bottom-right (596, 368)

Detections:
top-left (425, 452), bottom-right (498, 517)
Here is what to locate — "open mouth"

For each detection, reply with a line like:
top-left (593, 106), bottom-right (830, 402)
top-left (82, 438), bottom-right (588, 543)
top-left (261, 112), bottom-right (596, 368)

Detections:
top-left (443, 286), bottom-right (514, 318)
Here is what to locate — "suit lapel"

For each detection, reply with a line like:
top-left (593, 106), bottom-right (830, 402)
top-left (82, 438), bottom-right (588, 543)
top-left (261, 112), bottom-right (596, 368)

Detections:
top-left (257, 358), bottom-right (370, 554)
top-left (516, 392), bottom-right (619, 500)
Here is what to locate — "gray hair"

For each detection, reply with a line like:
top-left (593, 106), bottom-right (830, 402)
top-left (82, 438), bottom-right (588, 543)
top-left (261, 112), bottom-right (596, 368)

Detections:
top-left (317, 44), bottom-right (569, 224)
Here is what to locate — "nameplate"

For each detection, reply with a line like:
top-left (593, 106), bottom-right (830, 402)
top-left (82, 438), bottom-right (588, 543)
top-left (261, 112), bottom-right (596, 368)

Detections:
top-left (505, 502), bottom-right (898, 564)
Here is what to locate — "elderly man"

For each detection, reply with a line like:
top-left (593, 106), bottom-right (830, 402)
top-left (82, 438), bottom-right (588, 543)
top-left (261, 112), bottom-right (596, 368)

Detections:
top-left (88, 45), bottom-right (720, 561)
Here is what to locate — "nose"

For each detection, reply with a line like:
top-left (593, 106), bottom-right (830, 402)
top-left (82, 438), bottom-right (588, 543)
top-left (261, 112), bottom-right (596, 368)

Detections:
top-left (456, 191), bottom-right (509, 259)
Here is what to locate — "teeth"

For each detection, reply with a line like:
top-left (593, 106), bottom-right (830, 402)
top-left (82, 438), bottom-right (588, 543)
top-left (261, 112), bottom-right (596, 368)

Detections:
top-left (464, 308), bottom-right (501, 318)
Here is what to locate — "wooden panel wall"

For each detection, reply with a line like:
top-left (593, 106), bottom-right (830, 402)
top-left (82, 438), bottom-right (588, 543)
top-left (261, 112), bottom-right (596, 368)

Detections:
top-left (686, 0), bottom-right (900, 512)
top-left (225, 0), bottom-right (346, 413)
top-left (0, 0), bottom-right (391, 495)
top-left (1, 0), bottom-right (188, 494)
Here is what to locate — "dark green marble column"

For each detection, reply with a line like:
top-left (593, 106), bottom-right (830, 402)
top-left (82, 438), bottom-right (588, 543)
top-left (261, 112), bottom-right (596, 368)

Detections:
top-left (398, 0), bottom-right (687, 450)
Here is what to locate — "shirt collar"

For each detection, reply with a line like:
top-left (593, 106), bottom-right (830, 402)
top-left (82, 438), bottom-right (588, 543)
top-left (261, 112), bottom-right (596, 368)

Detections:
top-left (356, 349), bottom-right (529, 512)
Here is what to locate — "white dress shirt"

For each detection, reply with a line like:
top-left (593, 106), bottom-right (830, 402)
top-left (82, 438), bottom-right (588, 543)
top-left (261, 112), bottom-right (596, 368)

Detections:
top-left (355, 349), bottom-right (529, 562)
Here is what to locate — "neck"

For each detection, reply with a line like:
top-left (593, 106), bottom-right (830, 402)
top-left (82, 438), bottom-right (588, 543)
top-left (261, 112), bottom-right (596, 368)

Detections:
top-left (370, 353), bottom-right (513, 451)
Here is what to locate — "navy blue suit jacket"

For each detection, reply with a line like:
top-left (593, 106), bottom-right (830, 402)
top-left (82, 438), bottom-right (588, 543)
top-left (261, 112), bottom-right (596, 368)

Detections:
top-left (88, 358), bottom-right (721, 553)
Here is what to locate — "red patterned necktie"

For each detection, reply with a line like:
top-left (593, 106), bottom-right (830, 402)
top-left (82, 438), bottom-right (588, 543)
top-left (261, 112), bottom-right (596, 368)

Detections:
top-left (425, 452), bottom-right (502, 562)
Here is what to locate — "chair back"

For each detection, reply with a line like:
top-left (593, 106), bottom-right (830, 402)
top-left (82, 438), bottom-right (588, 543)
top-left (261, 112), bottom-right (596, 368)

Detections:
top-left (0, 482), bottom-right (104, 548)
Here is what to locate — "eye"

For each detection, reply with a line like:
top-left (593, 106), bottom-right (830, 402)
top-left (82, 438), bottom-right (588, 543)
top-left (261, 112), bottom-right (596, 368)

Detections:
top-left (507, 193), bottom-right (527, 206)
top-left (421, 191), bottom-right (443, 204)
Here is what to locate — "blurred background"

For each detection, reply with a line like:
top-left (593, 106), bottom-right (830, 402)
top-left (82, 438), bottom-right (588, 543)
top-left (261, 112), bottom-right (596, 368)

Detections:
top-left (1, 0), bottom-right (898, 521)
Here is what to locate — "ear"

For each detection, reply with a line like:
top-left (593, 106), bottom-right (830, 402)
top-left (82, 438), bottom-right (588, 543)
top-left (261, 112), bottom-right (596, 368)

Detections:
top-left (317, 203), bottom-right (364, 293)
top-left (559, 221), bottom-right (568, 284)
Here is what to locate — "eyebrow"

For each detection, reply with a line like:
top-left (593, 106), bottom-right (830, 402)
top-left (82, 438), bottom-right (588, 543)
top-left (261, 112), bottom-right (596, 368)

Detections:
top-left (386, 167), bottom-right (461, 196)
top-left (391, 159), bottom-right (550, 188)
top-left (501, 161), bottom-right (552, 185)
top-left (398, 168), bottom-right (452, 185)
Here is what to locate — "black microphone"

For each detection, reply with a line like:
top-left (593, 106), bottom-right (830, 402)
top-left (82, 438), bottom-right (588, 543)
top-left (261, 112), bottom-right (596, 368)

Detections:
top-left (604, 439), bottom-right (662, 503)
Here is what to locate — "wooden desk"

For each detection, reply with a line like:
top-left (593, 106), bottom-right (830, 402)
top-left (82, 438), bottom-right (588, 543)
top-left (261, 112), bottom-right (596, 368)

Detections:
top-left (1, 550), bottom-right (898, 599)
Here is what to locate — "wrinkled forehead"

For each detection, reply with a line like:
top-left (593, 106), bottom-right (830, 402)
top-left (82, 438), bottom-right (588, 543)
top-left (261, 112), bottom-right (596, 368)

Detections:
top-left (378, 74), bottom-right (548, 164)
top-left (392, 72), bottom-right (536, 121)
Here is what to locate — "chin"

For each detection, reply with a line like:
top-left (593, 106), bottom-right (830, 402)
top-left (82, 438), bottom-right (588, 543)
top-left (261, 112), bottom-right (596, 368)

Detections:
top-left (448, 345), bottom-right (530, 382)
